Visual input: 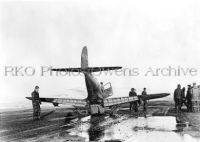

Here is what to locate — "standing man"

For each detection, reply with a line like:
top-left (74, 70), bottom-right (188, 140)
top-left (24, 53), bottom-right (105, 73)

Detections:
top-left (181, 87), bottom-right (187, 110)
top-left (174, 84), bottom-right (182, 113)
top-left (31, 86), bottom-right (41, 120)
top-left (142, 88), bottom-right (148, 113)
top-left (191, 82), bottom-right (198, 100)
top-left (129, 88), bottom-right (138, 112)
top-left (100, 82), bottom-right (104, 93)
top-left (186, 85), bottom-right (192, 112)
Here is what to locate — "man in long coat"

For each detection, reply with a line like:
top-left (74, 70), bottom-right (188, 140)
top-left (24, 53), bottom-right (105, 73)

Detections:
top-left (31, 86), bottom-right (41, 120)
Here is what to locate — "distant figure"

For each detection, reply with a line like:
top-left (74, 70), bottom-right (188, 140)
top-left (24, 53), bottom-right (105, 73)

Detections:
top-left (142, 88), bottom-right (148, 113)
top-left (181, 87), bottom-right (187, 110)
top-left (186, 85), bottom-right (192, 112)
top-left (129, 88), bottom-right (138, 112)
top-left (198, 85), bottom-right (200, 100)
top-left (31, 86), bottom-right (41, 120)
top-left (100, 82), bottom-right (104, 93)
top-left (174, 84), bottom-right (182, 113)
top-left (191, 82), bottom-right (198, 100)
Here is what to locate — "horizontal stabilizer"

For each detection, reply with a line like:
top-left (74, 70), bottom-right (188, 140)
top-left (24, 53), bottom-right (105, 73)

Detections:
top-left (51, 66), bottom-right (122, 72)
top-left (86, 67), bottom-right (122, 72)
top-left (51, 68), bottom-right (82, 72)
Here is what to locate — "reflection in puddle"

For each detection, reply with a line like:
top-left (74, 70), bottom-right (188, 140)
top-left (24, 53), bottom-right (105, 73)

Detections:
top-left (66, 116), bottom-right (199, 142)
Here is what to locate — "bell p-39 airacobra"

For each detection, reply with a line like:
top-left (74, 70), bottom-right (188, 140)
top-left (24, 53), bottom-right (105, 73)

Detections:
top-left (26, 47), bottom-right (169, 115)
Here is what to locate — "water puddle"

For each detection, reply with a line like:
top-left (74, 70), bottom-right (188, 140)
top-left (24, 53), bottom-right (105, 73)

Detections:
top-left (63, 115), bottom-right (200, 142)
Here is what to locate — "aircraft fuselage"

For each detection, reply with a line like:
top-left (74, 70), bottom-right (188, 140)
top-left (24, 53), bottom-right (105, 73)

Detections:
top-left (84, 72), bottom-right (104, 103)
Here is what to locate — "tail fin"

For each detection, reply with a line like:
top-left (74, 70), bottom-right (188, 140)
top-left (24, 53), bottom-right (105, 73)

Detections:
top-left (81, 46), bottom-right (88, 69)
top-left (51, 46), bottom-right (122, 72)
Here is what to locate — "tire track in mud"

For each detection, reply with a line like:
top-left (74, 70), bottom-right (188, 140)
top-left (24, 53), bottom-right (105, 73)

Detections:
top-left (1, 115), bottom-right (90, 142)
top-left (1, 122), bottom-right (60, 141)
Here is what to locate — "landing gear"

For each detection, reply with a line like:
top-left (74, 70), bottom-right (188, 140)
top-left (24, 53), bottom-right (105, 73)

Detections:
top-left (109, 105), bottom-right (120, 115)
top-left (71, 107), bottom-right (89, 117)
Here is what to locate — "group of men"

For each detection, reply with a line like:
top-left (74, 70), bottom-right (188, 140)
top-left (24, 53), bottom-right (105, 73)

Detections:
top-left (174, 83), bottom-right (199, 113)
top-left (129, 88), bottom-right (147, 113)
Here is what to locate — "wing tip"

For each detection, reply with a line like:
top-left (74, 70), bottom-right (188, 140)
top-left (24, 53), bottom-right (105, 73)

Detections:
top-left (26, 97), bottom-right (32, 100)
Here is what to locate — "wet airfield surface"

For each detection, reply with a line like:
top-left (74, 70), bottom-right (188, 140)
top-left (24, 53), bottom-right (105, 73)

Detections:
top-left (0, 100), bottom-right (200, 142)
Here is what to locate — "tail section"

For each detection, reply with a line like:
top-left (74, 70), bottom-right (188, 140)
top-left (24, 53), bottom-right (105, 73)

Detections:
top-left (51, 46), bottom-right (122, 72)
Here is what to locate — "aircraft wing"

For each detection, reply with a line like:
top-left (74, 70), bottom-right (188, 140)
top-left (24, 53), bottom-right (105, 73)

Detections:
top-left (138, 93), bottom-right (170, 101)
top-left (26, 97), bottom-right (87, 107)
top-left (104, 96), bottom-right (138, 107)
top-left (103, 93), bottom-right (170, 107)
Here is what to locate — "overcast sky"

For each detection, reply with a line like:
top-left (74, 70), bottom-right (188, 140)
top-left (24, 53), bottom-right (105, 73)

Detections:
top-left (1, 0), bottom-right (200, 108)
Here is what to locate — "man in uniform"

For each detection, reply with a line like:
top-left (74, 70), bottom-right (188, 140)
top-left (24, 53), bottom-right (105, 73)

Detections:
top-left (191, 82), bottom-right (198, 100)
top-left (100, 82), bottom-right (104, 93)
top-left (174, 84), bottom-right (182, 113)
top-left (186, 85), bottom-right (192, 112)
top-left (142, 88), bottom-right (148, 113)
top-left (181, 87), bottom-right (187, 110)
top-left (31, 86), bottom-right (41, 120)
top-left (129, 88), bottom-right (138, 112)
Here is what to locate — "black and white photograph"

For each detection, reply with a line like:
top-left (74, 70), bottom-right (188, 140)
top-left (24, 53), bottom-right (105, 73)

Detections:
top-left (0, 0), bottom-right (200, 141)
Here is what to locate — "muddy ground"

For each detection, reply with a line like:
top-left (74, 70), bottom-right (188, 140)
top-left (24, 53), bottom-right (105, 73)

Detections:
top-left (0, 100), bottom-right (200, 142)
